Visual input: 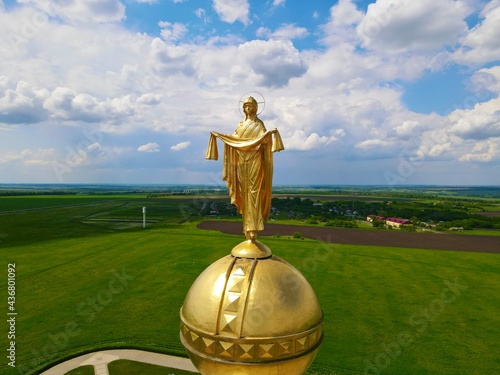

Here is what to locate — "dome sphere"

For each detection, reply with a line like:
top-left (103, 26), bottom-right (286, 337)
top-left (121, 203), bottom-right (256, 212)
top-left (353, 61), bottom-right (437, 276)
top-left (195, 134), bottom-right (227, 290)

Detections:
top-left (180, 247), bottom-right (323, 375)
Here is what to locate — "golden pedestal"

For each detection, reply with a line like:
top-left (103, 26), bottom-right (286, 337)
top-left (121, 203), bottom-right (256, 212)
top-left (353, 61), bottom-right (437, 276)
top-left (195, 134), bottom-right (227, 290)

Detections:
top-left (180, 240), bottom-right (323, 374)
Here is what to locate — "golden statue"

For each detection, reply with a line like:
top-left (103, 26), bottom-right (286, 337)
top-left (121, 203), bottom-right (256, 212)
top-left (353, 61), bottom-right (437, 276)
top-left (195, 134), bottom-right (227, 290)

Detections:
top-left (206, 96), bottom-right (284, 241)
top-left (180, 95), bottom-right (323, 375)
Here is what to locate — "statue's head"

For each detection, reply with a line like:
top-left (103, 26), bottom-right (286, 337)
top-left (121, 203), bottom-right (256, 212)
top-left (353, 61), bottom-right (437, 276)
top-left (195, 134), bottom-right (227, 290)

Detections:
top-left (243, 96), bottom-right (258, 116)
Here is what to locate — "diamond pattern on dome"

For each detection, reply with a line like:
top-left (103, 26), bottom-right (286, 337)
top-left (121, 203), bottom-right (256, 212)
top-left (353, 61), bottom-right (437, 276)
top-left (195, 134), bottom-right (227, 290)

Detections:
top-left (181, 323), bottom-right (189, 336)
top-left (190, 331), bottom-right (200, 344)
top-left (180, 321), bottom-right (322, 363)
top-left (309, 330), bottom-right (318, 345)
top-left (224, 293), bottom-right (241, 312)
top-left (227, 276), bottom-right (244, 293)
top-left (233, 265), bottom-right (246, 276)
top-left (236, 343), bottom-right (255, 360)
top-left (218, 341), bottom-right (235, 358)
top-left (295, 336), bottom-right (308, 352)
top-left (201, 337), bottom-right (216, 354)
top-left (221, 313), bottom-right (238, 334)
top-left (277, 341), bottom-right (292, 357)
top-left (258, 343), bottom-right (275, 359)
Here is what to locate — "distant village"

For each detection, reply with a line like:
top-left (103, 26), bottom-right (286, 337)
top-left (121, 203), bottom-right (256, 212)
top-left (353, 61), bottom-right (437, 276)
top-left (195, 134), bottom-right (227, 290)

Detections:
top-left (198, 195), bottom-right (497, 232)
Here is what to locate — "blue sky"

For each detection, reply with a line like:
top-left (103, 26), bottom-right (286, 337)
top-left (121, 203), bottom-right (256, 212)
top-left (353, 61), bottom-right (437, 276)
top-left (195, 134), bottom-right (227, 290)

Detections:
top-left (0, 0), bottom-right (499, 185)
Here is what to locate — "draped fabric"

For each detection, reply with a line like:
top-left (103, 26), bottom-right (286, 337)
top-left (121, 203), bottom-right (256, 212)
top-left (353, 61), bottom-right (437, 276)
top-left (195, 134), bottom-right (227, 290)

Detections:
top-left (206, 126), bottom-right (284, 234)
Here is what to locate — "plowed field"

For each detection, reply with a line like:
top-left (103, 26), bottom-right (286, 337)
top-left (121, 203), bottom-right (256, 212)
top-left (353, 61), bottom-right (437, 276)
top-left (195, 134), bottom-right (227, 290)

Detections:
top-left (198, 220), bottom-right (500, 253)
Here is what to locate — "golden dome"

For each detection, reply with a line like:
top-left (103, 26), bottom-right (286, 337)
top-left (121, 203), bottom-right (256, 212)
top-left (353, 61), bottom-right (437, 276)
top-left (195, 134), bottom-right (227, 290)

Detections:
top-left (180, 239), bottom-right (323, 375)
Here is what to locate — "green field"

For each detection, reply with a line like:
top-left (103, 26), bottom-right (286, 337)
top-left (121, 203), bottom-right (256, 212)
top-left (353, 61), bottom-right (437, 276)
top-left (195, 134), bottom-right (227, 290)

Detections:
top-left (0, 196), bottom-right (499, 375)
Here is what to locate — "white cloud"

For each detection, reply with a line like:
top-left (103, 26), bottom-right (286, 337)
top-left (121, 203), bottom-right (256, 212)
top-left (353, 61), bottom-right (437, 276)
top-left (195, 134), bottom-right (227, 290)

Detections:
top-left (331, 0), bottom-right (364, 27)
top-left (469, 67), bottom-right (500, 96)
top-left (137, 93), bottom-right (162, 105)
top-left (213, 0), bottom-right (250, 25)
top-left (448, 97), bottom-right (500, 140)
top-left (236, 39), bottom-right (307, 87)
top-left (273, 0), bottom-right (285, 6)
top-left (456, 0), bottom-right (500, 63)
top-left (357, 0), bottom-right (470, 53)
top-left (356, 138), bottom-right (396, 150)
top-left (320, 0), bottom-right (364, 46)
top-left (284, 130), bottom-right (338, 151)
top-left (393, 120), bottom-right (422, 139)
top-left (171, 140), bottom-right (191, 151)
top-left (42, 86), bottom-right (135, 124)
top-left (0, 79), bottom-right (49, 124)
top-left (256, 24), bottom-right (308, 40)
top-left (459, 139), bottom-right (499, 162)
top-left (195, 8), bottom-right (206, 19)
top-left (148, 37), bottom-right (195, 76)
top-left (0, 148), bottom-right (56, 166)
top-left (18, 0), bottom-right (126, 24)
top-left (159, 21), bottom-right (188, 42)
top-left (138, 142), bottom-right (160, 152)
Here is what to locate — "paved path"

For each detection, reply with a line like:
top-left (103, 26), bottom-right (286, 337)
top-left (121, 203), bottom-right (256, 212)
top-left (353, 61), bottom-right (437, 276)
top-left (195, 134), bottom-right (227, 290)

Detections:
top-left (40, 349), bottom-right (198, 375)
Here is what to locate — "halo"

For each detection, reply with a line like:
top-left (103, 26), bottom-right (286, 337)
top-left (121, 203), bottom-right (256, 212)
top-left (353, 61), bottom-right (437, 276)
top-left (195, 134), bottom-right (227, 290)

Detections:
top-left (239, 91), bottom-right (266, 116)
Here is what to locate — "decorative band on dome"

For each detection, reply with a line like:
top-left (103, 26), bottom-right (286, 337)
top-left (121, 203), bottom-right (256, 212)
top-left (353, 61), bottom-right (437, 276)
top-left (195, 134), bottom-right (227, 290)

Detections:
top-left (180, 319), bottom-right (323, 363)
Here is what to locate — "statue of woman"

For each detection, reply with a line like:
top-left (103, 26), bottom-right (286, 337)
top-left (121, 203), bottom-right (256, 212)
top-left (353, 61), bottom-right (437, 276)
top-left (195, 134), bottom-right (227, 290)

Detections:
top-left (206, 96), bottom-right (284, 241)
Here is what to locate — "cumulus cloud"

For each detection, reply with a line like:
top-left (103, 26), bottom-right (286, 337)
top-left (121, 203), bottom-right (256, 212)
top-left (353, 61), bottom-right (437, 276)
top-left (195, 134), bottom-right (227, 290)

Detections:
top-left (459, 139), bottom-right (499, 162)
top-left (0, 79), bottom-right (49, 124)
top-left (137, 93), bottom-right (162, 105)
top-left (357, 0), bottom-right (470, 53)
top-left (393, 120), bottom-right (423, 139)
top-left (138, 142), bottom-right (160, 152)
top-left (42, 86), bottom-right (135, 123)
top-left (456, 0), bottom-right (500, 63)
top-left (213, 0), bottom-right (250, 25)
top-left (448, 98), bottom-right (500, 140)
top-left (284, 130), bottom-right (338, 151)
top-left (236, 39), bottom-right (307, 87)
top-left (256, 24), bottom-right (308, 40)
top-left (148, 37), bottom-right (195, 76)
top-left (356, 138), bottom-right (396, 150)
top-left (330, 0), bottom-right (364, 27)
top-left (171, 141), bottom-right (191, 151)
top-left (159, 21), bottom-right (188, 42)
top-left (320, 0), bottom-right (364, 46)
top-left (0, 148), bottom-right (56, 166)
top-left (468, 67), bottom-right (500, 97)
top-left (19, 0), bottom-right (126, 24)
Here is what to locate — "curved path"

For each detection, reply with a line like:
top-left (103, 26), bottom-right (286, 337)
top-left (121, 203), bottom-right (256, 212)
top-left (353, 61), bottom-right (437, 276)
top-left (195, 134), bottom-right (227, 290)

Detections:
top-left (198, 221), bottom-right (500, 253)
top-left (40, 349), bottom-right (198, 375)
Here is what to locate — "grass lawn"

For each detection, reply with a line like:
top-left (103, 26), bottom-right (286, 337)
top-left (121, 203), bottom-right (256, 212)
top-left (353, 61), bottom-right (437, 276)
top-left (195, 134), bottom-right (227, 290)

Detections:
top-left (0, 197), bottom-right (498, 375)
top-left (64, 365), bottom-right (94, 375)
top-left (108, 360), bottom-right (197, 374)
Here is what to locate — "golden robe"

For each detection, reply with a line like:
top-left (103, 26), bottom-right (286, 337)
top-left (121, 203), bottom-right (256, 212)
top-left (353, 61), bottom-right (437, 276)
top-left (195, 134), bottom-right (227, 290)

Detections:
top-left (206, 120), bottom-right (284, 234)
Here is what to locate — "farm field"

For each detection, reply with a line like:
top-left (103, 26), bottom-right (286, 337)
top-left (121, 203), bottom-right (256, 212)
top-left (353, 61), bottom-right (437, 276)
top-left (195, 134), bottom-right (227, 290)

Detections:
top-left (0, 193), bottom-right (499, 375)
top-left (199, 220), bottom-right (500, 252)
